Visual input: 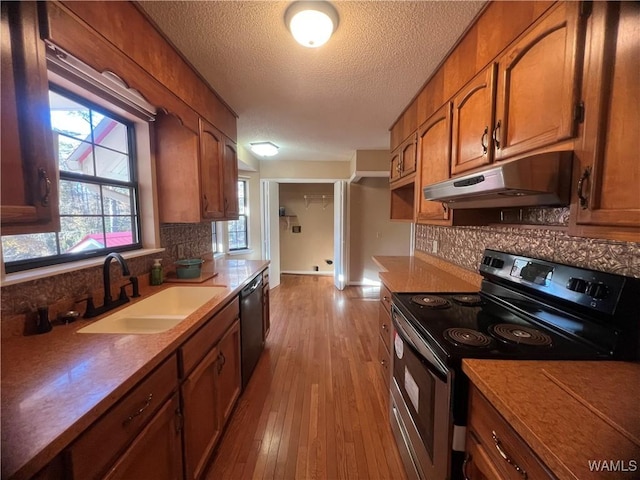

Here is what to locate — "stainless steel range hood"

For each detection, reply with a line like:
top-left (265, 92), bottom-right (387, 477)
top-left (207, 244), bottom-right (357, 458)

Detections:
top-left (423, 151), bottom-right (573, 209)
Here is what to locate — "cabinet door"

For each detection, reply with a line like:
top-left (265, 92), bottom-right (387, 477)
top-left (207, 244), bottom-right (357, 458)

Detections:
top-left (415, 103), bottom-right (453, 225)
top-left (571, 1), bottom-right (640, 237)
top-left (155, 112), bottom-right (201, 223)
top-left (182, 346), bottom-right (221, 480)
top-left (400, 134), bottom-right (417, 177)
top-left (199, 118), bottom-right (225, 220)
top-left (1, 1), bottom-right (59, 235)
top-left (216, 320), bottom-right (241, 426)
top-left (494, 2), bottom-right (582, 160)
top-left (104, 393), bottom-right (183, 480)
top-left (223, 138), bottom-right (239, 219)
top-left (451, 64), bottom-right (497, 175)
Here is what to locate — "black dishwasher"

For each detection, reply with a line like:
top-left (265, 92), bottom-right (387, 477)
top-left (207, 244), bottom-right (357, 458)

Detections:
top-left (240, 274), bottom-right (264, 389)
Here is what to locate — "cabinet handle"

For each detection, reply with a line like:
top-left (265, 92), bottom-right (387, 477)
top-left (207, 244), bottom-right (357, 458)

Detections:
top-left (380, 359), bottom-right (386, 367)
top-left (123, 393), bottom-right (153, 426)
top-left (382, 323), bottom-right (388, 331)
top-left (492, 431), bottom-right (527, 479)
top-left (382, 296), bottom-right (389, 302)
top-left (577, 166), bottom-right (591, 209)
top-left (481, 126), bottom-right (489, 155)
top-left (462, 453), bottom-right (471, 480)
top-left (38, 168), bottom-right (52, 206)
top-left (217, 352), bottom-right (226, 374)
top-left (203, 194), bottom-right (209, 211)
top-left (492, 120), bottom-right (501, 150)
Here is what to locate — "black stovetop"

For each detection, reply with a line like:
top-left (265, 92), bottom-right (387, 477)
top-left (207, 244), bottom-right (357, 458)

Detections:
top-left (392, 290), bottom-right (613, 367)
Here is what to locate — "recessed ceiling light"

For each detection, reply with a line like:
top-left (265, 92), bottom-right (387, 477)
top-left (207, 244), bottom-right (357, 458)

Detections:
top-left (285, 1), bottom-right (339, 48)
top-left (250, 142), bottom-right (279, 157)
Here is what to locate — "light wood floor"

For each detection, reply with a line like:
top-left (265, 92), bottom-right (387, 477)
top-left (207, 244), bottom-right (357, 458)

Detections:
top-left (206, 274), bottom-right (407, 480)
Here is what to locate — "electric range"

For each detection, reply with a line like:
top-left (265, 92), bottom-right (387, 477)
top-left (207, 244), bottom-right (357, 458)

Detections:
top-left (388, 249), bottom-right (640, 480)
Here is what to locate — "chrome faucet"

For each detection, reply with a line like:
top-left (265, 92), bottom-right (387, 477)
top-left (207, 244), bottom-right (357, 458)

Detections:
top-left (83, 252), bottom-right (136, 318)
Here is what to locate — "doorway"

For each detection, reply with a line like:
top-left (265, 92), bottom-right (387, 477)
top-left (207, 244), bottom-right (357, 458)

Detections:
top-left (261, 179), bottom-right (347, 290)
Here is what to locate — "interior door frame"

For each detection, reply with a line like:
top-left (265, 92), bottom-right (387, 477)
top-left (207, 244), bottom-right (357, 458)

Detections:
top-left (260, 178), bottom-right (348, 290)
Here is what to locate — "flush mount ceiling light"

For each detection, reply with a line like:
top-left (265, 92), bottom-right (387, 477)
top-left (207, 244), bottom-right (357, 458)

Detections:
top-left (250, 142), bottom-right (279, 157)
top-left (285, 1), bottom-right (339, 48)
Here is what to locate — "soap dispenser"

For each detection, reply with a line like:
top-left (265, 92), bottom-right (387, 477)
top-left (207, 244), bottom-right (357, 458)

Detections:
top-left (150, 258), bottom-right (163, 286)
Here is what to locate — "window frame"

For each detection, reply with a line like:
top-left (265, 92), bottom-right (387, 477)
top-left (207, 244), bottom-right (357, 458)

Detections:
top-left (3, 84), bottom-right (142, 273)
top-left (227, 179), bottom-right (249, 252)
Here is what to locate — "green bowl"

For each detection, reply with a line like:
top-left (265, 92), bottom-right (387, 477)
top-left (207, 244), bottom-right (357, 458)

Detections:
top-left (175, 259), bottom-right (204, 279)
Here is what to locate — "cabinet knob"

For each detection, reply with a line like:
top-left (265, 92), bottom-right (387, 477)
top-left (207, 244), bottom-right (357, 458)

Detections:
top-left (382, 323), bottom-right (388, 331)
top-left (38, 168), bottom-right (52, 206)
top-left (481, 126), bottom-right (489, 155)
top-left (577, 166), bottom-right (591, 209)
top-left (492, 430), bottom-right (527, 478)
top-left (492, 120), bottom-right (501, 150)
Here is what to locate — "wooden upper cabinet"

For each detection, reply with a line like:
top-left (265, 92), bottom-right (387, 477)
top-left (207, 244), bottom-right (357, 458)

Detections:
top-left (389, 133), bottom-right (417, 185)
top-left (199, 118), bottom-right (226, 220)
top-left (570, 1), bottom-right (640, 239)
top-left (223, 139), bottom-right (239, 219)
top-left (1, 1), bottom-right (59, 235)
top-left (155, 111), bottom-right (202, 223)
top-left (451, 64), bottom-right (497, 175)
top-left (493, 1), bottom-right (583, 160)
top-left (415, 103), bottom-right (453, 225)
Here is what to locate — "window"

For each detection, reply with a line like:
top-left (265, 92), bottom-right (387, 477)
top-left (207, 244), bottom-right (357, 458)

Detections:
top-left (227, 179), bottom-right (248, 251)
top-left (211, 222), bottom-right (218, 253)
top-left (1, 86), bottom-right (141, 272)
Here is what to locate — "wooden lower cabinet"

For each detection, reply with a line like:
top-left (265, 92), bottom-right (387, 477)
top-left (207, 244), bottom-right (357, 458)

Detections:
top-left (377, 283), bottom-right (393, 404)
top-left (465, 385), bottom-right (554, 480)
top-left (180, 306), bottom-right (241, 480)
top-left (262, 268), bottom-right (270, 340)
top-left (104, 393), bottom-right (183, 480)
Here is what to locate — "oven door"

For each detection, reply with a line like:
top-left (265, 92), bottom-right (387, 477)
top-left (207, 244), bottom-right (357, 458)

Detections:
top-left (390, 306), bottom-right (452, 480)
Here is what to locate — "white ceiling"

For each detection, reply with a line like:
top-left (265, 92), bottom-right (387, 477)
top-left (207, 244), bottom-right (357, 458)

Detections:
top-left (138, 1), bottom-right (486, 163)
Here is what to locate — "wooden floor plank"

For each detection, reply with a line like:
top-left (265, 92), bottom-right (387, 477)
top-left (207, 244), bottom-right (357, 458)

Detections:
top-left (206, 275), bottom-right (407, 480)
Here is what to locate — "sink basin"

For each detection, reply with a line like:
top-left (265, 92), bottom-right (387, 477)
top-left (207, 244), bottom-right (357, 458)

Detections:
top-left (78, 286), bottom-right (228, 334)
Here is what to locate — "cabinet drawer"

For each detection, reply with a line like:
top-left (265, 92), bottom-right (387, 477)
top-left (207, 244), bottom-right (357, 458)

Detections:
top-left (67, 354), bottom-right (178, 480)
top-left (378, 303), bottom-right (393, 355)
top-left (468, 386), bottom-right (554, 480)
top-left (380, 283), bottom-right (392, 314)
top-left (180, 296), bottom-right (239, 377)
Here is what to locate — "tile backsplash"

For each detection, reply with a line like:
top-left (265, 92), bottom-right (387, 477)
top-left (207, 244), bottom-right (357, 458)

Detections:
top-left (415, 224), bottom-right (640, 278)
top-left (1, 223), bottom-right (213, 318)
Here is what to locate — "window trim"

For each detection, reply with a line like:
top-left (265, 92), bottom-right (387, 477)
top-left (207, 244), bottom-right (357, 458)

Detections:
top-left (3, 84), bottom-right (142, 273)
top-left (227, 178), bottom-right (249, 251)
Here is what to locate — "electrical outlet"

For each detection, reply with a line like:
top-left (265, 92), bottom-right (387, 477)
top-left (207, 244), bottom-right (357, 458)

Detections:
top-left (177, 244), bottom-right (185, 259)
top-left (432, 240), bottom-right (438, 253)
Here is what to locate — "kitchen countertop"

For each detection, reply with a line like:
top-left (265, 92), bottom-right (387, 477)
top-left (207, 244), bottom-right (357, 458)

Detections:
top-left (463, 359), bottom-right (640, 480)
top-left (1, 258), bottom-right (269, 480)
top-left (373, 252), bottom-right (482, 292)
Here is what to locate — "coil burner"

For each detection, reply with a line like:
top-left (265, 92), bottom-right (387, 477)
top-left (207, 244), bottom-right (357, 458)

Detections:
top-left (490, 324), bottom-right (553, 346)
top-left (451, 294), bottom-right (483, 307)
top-left (444, 328), bottom-right (493, 347)
top-left (410, 295), bottom-right (450, 309)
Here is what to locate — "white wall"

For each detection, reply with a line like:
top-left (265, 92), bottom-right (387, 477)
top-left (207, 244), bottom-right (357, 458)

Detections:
top-left (279, 183), bottom-right (334, 273)
top-left (349, 177), bottom-right (411, 285)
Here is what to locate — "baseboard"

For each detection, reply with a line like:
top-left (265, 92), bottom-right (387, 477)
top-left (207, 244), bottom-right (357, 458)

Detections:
top-left (281, 270), bottom-right (333, 276)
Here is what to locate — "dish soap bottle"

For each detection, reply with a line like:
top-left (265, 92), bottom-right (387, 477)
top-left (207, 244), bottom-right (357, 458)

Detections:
top-left (150, 258), bottom-right (163, 286)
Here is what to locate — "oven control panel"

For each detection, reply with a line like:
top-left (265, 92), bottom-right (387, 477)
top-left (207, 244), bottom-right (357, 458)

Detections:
top-left (479, 249), bottom-right (629, 315)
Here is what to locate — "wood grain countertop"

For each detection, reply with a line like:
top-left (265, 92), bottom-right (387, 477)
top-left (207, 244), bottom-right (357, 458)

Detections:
top-left (463, 359), bottom-right (640, 480)
top-left (1, 259), bottom-right (269, 480)
top-left (372, 252), bottom-right (482, 292)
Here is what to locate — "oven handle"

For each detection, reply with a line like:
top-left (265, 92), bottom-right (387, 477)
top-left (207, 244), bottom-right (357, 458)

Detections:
top-left (391, 306), bottom-right (449, 380)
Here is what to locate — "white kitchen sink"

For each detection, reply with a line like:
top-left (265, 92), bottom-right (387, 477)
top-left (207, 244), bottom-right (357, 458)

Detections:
top-left (77, 286), bottom-right (228, 334)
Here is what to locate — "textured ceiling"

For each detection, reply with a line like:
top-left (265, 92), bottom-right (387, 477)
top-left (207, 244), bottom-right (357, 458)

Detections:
top-left (138, 1), bottom-right (486, 163)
